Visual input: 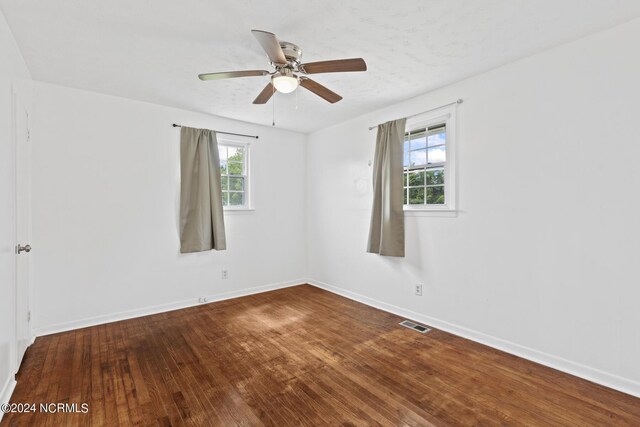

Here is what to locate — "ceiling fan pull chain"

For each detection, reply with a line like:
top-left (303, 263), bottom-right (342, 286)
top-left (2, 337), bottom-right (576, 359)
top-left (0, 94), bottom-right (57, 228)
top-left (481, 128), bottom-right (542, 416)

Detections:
top-left (295, 84), bottom-right (299, 110)
top-left (272, 85), bottom-right (276, 126)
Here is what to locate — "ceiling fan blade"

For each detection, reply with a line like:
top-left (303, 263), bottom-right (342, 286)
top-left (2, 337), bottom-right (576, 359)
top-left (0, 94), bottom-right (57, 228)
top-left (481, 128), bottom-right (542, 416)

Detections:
top-left (198, 70), bottom-right (270, 81)
top-left (253, 82), bottom-right (276, 104)
top-left (299, 78), bottom-right (343, 103)
top-left (251, 30), bottom-right (287, 65)
top-left (299, 58), bottom-right (367, 74)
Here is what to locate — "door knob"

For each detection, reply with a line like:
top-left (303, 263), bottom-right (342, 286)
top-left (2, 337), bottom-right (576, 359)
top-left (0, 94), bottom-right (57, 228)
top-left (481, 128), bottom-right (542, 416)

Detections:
top-left (17, 244), bottom-right (31, 254)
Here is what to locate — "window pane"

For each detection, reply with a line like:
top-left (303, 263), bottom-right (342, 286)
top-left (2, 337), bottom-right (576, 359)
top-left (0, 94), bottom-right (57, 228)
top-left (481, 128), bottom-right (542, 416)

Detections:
top-left (222, 191), bottom-right (229, 206)
top-left (426, 186), bottom-right (445, 204)
top-left (408, 170), bottom-right (425, 187)
top-left (404, 188), bottom-right (408, 205)
top-left (409, 149), bottom-right (427, 167)
top-left (403, 172), bottom-right (408, 186)
top-left (227, 146), bottom-right (244, 162)
top-left (227, 161), bottom-right (243, 175)
top-left (426, 169), bottom-right (444, 185)
top-left (218, 146), bottom-right (227, 161)
top-left (409, 187), bottom-right (425, 205)
top-left (220, 176), bottom-right (228, 190)
top-left (410, 135), bottom-right (427, 150)
top-left (427, 146), bottom-right (446, 164)
top-left (403, 144), bottom-right (409, 167)
top-left (428, 131), bottom-right (446, 147)
top-left (220, 159), bottom-right (227, 174)
top-left (229, 191), bottom-right (244, 206)
top-left (229, 177), bottom-right (244, 191)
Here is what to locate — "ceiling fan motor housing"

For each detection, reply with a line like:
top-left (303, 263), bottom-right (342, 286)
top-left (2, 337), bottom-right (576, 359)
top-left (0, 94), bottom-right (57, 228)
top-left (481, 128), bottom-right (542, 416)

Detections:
top-left (279, 41), bottom-right (303, 64)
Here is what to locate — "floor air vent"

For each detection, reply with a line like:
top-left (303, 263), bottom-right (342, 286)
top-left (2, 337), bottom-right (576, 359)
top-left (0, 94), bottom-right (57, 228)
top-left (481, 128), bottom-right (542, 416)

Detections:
top-left (399, 320), bottom-right (431, 334)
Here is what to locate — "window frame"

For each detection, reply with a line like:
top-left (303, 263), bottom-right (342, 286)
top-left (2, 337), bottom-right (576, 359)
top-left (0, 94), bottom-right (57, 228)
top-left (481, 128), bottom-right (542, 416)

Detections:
top-left (403, 104), bottom-right (457, 214)
top-left (217, 136), bottom-right (253, 212)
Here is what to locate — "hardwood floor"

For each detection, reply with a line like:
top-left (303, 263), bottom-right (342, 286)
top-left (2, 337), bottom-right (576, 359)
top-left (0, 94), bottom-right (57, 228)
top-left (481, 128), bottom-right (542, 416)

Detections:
top-left (3, 284), bottom-right (639, 426)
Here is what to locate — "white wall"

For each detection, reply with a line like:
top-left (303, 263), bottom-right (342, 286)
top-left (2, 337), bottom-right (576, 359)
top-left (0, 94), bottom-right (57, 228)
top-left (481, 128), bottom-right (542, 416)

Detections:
top-left (307, 18), bottom-right (640, 396)
top-left (18, 12), bottom-right (640, 400)
top-left (31, 82), bottom-right (307, 334)
top-left (0, 7), bottom-right (32, 413)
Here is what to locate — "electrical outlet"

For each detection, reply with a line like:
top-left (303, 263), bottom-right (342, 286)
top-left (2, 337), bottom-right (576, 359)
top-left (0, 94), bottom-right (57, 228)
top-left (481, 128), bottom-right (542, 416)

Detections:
top-left (415, 284), bottom-right (423, 296)
top-left (221, 269), bottom-right (228, 280)
top-left (198, 296), bottom-right (208, 304)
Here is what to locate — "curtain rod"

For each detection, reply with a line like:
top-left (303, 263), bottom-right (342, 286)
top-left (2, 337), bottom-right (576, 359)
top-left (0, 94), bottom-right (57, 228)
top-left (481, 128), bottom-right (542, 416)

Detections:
top-left (172, 124), bottom-right (258, 139)
top-left (368, 99), bottom-right (463, 131)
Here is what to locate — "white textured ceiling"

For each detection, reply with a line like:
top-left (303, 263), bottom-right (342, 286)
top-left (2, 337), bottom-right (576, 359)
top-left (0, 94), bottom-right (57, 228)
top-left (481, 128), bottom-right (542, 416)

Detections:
top-left (2, 0), bottom-right (640, 133)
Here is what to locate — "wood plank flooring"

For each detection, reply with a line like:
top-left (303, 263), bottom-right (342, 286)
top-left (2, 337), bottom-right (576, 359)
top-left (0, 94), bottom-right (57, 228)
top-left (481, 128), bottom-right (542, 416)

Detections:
top-left (3, 284), bottom-right (639, 426)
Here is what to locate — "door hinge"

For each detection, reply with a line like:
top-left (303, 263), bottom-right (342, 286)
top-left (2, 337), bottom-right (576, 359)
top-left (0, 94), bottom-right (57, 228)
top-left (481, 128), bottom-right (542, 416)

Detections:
top-left (27, 311), bottom-right (31, 322)
top-left (27, 129), bottom-right (30, 142)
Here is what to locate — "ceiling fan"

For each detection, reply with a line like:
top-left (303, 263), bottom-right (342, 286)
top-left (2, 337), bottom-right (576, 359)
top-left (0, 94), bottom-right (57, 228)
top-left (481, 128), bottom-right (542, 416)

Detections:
top-left (198, 30), bottom-right (367, 105)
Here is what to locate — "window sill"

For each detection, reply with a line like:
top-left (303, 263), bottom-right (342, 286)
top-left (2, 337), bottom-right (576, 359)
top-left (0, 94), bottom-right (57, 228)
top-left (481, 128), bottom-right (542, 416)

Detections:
top-left (403, 207), bottom-right (457, 217)
top-left (223, 207), bottom-right (255, 215)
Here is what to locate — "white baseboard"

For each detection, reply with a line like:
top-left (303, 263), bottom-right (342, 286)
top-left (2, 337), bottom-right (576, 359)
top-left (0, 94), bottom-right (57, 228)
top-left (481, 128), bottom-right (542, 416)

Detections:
top-left (33, 279), bottom-right (305, 337)
top-left (0, 376), bottom-right (17, 423)
top-left (307, 279), bottom-right (640, 398)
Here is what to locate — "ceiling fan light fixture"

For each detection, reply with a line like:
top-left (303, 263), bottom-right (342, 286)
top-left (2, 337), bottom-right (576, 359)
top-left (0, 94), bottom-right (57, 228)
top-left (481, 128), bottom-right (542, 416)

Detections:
top-left (272, 74), bottom-right (299, 93)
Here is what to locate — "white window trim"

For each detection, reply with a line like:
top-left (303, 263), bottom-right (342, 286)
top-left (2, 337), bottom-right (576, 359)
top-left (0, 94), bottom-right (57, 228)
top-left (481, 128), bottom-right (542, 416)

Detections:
top-left (403, 104), bottom-right (457, 214)
top-left (217, 136), bottom-right (254, 212)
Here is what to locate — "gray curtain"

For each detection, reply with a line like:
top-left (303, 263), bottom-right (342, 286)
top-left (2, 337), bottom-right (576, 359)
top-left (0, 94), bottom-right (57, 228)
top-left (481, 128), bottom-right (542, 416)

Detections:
top-left (367, 118), bottom-right (406, 257)
top-left (179, 127), bottom-right (226, 253)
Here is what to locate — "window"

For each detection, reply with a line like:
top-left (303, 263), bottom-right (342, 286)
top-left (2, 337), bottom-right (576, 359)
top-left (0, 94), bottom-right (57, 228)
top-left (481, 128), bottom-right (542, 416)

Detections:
top-left (402, 106), bottom-right (456, 212)
top-left (403, 125), bottom-right (446, 205)
top-left (218, 141), bottom-right (251, 209)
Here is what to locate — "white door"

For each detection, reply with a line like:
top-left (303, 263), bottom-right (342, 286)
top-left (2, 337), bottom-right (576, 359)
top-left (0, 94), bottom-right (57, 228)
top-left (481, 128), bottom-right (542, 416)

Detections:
top-left (0, 84), bottom-right (18, 400)
top-left (13, 89), bottom-right (32, 371)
